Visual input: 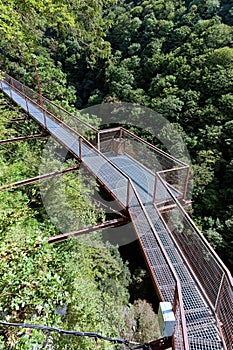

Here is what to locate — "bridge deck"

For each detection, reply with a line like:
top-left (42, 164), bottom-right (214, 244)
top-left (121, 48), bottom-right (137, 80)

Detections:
top-left (1, 79), bottom-right (231, 350)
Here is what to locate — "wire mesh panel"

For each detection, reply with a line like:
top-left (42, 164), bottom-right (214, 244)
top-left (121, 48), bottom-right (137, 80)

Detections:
top-left (24, 84), bottom-right (41, 105)
top-left (163, 206), bottom-right (224, 306)
top-left (156, 176), bottom-right (232, 349)
top-left (123, 130), bottom-right (174, 172)
top-left (128, 189), bottom-right (177, 300)
top-left (121, 128), bottom-right (186, 168)
top-left (3, 73), bottom-right (97, 141)
top-left (82, 145), bottom-right (129, 208)
top-left (100, 127), bottom-right (190, 202)
top-left (103, 154), bottom-right (155, 205)
top-left (143, 203), bottom-right (225, 350)
top-left (157, 167), bottom-right (189, 202)
top-left (99, 129), bottom-right (121, 153)
top-left (173, 287), bottom-right (187, 350)
top-left (216, 275), bottom-right (233, 350)
top-left (6, 75), bottom-right (41, 105)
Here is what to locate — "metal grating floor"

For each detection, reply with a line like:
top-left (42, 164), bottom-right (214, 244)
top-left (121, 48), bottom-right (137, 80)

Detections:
top-left (0, 80), bottom-right (226, 350)
top-left (143, 204), bottom-right (224, 349)
top-left (105, 152), bottom-right (180, 204)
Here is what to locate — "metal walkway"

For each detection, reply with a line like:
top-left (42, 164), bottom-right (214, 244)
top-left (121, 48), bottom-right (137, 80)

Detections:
top-left (0, 75), bottom-right (232, 350)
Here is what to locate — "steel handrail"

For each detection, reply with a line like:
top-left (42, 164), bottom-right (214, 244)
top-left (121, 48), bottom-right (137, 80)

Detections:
top-left (156, 171), bottom-right (233, 346)
top-left (3, 73), bottom-right (99, 133)
top-left (98, 126), bottom-right (190, 201)
top-left (1, 73), bottom-right (191, 170)
top-left (1, 79), bottom-right (88, 146)
top-left (156, 171), bottom-right (233, 349)
top-left (40, 96), bottom-right (99, 133)
top-left (121, 127), bottom-right (189, 167)
top-left (1, 75), bottom-right (190, 349)
top-left (98, 126), bottom-right (189, 168)
top-left (156, 171), bottom-right (233, 292)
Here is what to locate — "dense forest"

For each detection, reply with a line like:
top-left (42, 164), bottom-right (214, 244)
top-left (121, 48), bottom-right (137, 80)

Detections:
top-left (0, 93), bottom-right (160, 347)
top-left (0, 0), bottom-right (233, 348)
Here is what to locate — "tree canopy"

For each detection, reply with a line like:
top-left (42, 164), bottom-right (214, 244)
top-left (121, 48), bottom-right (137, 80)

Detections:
top-left (0, 0), bottom-right (232, 346)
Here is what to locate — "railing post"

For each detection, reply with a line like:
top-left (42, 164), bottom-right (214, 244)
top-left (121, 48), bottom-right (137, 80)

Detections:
top-left (34, 56), bottom-right (47, 129)
top-left (153, 173), bottom-right (158, 204)
top-left (183, 166), bottom-right (190, 201)
top-left (43, 109), bottom-right (47, 129)
top-left (97, 132), bottom-right (100, 152)
top-left (59, 106), bottom-right (63, 121)
top-left (79, 136), bottom-right (82, 160)
top-left (173, 284), bottom-right (178, 314)
top-left (126, 180), bottom-right (131, 208)
top-left (9, 78), bottom-right (13, 99)
top-left (25, 97), bottom-right (29, 113)
top-left (119, 127), bottom-right (123, 139)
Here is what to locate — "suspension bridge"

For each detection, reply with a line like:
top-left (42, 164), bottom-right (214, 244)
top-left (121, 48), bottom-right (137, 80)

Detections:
top-left (0, 74), bottom-right (232, 350)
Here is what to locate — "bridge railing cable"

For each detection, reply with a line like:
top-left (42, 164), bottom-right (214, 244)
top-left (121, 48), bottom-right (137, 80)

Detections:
top-left (0, 320), bottom-right (146, 349)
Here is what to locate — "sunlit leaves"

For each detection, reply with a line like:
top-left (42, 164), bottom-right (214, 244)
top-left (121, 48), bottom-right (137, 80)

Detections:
top-left (208, 47), bottom-right (233, 67)
top-left (0, 0), bottom-right (117, 64)
top-left (0, 94), bottom-right (131, 349)
top-left (101, 0), bottom-right (233, 270)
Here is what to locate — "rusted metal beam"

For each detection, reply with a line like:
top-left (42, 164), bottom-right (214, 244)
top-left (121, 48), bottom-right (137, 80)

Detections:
top-left (9, 117), bottom-right (28, 122)
top-left (0, 166), bottom-right (79, 191)
top-left (0, 133), bottom-right (48, 144)
top-left (47, 217), bottom-right (129, 243)
top-left (158, 200), bottom-right (192, 214)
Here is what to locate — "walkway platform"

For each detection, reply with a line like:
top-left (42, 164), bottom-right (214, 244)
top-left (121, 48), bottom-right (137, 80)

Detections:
top-left (1, 76), bottom-right (232, 350)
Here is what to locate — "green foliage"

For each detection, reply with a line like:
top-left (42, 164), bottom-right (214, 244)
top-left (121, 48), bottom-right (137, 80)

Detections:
top-left (0, 205), bottom-right (130, 349)
top-left (0, 0), bottom-right (117, 60)
top-left (0, 94), bottom-right (134, 348)
top-left (86, 241), bottom-right (131, 303)
top-left (130, 268), bottom-right (157, 304)
top-left (98, 0), bottom-right (233, 270)
top-left (0, 0), bottom-right (233, 348)
top-left (203, 217), bottom-right (223, 249)
top-left (132, 300), bottom-right (160, 342)
top-left (208, 47), bottom-right (233, 67)
top-left (190, 0), bottom-right (221, 18)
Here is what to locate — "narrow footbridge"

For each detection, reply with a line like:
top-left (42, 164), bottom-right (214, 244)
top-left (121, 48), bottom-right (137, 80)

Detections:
top-left (0, 74), bottom-right (232, 350)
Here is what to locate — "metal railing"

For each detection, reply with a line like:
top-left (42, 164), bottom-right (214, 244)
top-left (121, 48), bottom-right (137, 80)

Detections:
top-left (98, 127), bottom-right (190, 204)
top-left (0, 73), bottom-right (190, 349)
top-left (2, 73), bottom-right (98, 140)
top-left (2, 73), bottom-right (232, 349)
top-left (3, 73), bottom-right (191, 205)
top-left (155, 172), bottom-right (233, 350)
